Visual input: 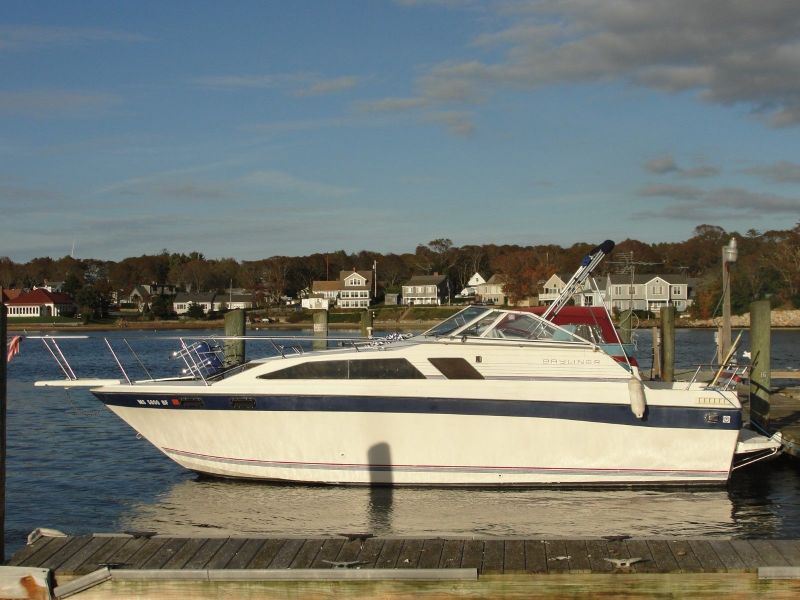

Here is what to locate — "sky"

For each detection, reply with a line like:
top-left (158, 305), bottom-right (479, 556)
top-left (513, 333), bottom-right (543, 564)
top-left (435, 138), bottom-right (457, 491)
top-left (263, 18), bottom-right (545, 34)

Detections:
top-left (1, 0), bottom-right (800, 262)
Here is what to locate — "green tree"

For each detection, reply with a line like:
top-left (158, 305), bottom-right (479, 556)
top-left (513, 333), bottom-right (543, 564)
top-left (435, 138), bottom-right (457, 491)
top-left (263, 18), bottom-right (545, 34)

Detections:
top-left (186, 302), bottom-right (206, 319)
top-left (150, 295), bottom-right (172, 319)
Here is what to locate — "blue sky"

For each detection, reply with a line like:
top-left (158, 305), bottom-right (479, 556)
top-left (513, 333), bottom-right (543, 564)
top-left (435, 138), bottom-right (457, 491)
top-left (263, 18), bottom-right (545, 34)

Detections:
top-left (2, 0), bottom-right (799, 261)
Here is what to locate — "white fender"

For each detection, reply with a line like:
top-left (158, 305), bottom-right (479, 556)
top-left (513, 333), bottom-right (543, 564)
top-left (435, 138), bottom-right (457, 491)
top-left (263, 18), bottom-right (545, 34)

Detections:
top-left (628, 377), bottom-right (647, 419)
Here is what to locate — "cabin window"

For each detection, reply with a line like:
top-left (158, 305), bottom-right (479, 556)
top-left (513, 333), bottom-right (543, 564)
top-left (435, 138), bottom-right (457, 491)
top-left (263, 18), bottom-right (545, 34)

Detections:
top-left (428, 358), bottom-right (484, 380)
top-left (258, 358), bottom-right (425, 380)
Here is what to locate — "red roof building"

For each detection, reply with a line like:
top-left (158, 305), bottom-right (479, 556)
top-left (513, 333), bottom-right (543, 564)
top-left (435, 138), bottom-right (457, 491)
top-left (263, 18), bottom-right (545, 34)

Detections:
top-left (5, 288), bottom-right (76, 318)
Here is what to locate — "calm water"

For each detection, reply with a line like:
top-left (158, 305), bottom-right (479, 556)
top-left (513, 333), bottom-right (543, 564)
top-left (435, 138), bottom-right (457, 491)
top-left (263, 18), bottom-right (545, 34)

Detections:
top-left (5, 327), bottom-right (800, 555)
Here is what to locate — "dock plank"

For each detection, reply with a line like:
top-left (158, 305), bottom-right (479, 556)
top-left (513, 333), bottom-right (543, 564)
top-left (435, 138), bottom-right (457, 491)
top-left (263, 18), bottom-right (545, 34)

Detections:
top-left (57, 536), bottom-right (113, 575)
top-left (544, 539), bottom-right (570, 573)
top-left (205, 538), bottom-right (247, 569)
top-left (708, 540), bottom-right (746, 572)
top-left (224, 538), bottom-right (266, 569)
top-left (375, 539), bottom-right (404, 569)
top-left (123, 538), bottom-right (168, 570)
top-left (504, 540), bottom-right (526, 573)
top-left (688, 540), bottom-right (726, 572)
top-left (331, 538), bottom-right (363, 565)
top-left (564, 540), bottom-right (591, 573)
top-left (74, 536), bottom-right (133, 575)
top-left (287, 539), bottom-right (324, 569)
top-left (768, 540), bottom-right (800, 566)
top-left (668, 540), bottom-right (703, 572)
top-left (38, 536), bottom-right (93, 571)
top-left (481, 540), bottom-right (504, 574)
top-left (624, 539), bottom-right (659, 573)
top-left (460, 540), bottom-right (483, 570)
top-left (310, 539), bottom-right (345, 569)
top-left (6, 537), bottom-right (56, 566)
top-left (180, 538), bottom-right (226, 570)
top-left (439, 539), bottom-right (463, 569)
top-left (353, 537), bottom-right (384, 568)
top-left (748, 540), bottom-right (790, 566)
top-left (730, 540), bottom-right (764, 570)
top-left (159, 538), bottom-right (207, 570)
top-left (417, 538), bottom-right (444, 569)
top-left (524, 540), bottom-right (548, 573)
top-left (139, 538), bottom-right (189, 570)
top-left (395, 539), bottom-right (424, 569)
top-left (268, 538), bottom-right (304, 569)
top-left (245, 539), bottom-right (285, 569)
top-left (646, 540), bottom-right (680, 572)
top-left (21, 536), bottom-right (77, 569)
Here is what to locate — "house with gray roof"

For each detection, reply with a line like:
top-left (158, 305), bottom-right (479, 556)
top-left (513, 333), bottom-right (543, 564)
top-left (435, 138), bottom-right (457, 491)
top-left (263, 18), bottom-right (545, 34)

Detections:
top-left (605, 274), bottom-right (691, 313)
top-left (402, 273), bottom-right (449, 305)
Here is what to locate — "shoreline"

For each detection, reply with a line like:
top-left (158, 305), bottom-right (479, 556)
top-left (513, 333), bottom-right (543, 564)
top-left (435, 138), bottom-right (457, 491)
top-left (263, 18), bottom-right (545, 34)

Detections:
top-left (8, 319), bottom-right (800, 334)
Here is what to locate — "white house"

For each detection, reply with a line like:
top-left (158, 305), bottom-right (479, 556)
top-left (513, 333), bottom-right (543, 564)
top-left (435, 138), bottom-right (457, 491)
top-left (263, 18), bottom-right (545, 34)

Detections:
top-left (5, 289), bottom-right (76, 318)
top-left (310, 270), bottom-right (373, 309)
top-left (475, 274), bottom-right (506, 305)
top-left (457, 272), bottom-right (486, 299)
top-left (173, 292), bottom-right (223, 315)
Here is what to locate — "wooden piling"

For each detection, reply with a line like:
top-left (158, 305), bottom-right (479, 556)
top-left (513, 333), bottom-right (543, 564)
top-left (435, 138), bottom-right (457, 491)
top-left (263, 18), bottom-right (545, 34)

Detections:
top-left (749, 300), bottom-right (771, 431)
top-left (660, 306), bottom-right (675, 383)
top-left (223, 309), bottom-right (246, 367)
top-left (312, 310), bottom-right (328, 351)
top-left (361, 310), bottom-right (373, 338)
top-left (618, 309), bottom-right (633, 344)
top-left (1, 287), bottom-right (6, 561)
top-left (651, 327), bottom-right (661, 380)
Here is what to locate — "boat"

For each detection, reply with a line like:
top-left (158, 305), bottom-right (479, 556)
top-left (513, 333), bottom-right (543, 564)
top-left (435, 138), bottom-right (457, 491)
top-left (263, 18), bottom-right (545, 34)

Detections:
top-left (33, 242), bottom-right (780, 486)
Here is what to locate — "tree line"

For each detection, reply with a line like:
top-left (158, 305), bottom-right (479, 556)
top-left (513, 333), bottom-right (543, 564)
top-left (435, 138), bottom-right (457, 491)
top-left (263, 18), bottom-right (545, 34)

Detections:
top-left (1, 224), bottom-right (798, 319)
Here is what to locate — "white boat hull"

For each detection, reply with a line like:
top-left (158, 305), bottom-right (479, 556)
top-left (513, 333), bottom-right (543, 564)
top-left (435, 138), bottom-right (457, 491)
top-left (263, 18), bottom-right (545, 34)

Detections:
top-left (103, 390), bottom-right (739, 485)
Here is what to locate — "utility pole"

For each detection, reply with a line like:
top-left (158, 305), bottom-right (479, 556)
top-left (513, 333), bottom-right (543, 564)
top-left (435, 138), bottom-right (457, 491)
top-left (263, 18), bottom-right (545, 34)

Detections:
top-left (720, 237), bottom-right (738, 361)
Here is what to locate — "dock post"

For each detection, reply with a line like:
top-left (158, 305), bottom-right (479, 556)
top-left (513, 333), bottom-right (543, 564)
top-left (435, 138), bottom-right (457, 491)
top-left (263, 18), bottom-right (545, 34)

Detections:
top-left (313, 310), bottom-right (328, 351)
top-left (651, 326), bottom-right (661, 380)
top-left (360, 309), bottom-right (373, 338)
top-left (1, 287), bottom-right (6, 561)
top-left (660, 306), bottom-right (675, 383)
top-left (749, 299), bottom-right (771, 432)
top-left (618, 309), bottom-right (633, 344)
top-left (223, 309), bottom-right (246, 367)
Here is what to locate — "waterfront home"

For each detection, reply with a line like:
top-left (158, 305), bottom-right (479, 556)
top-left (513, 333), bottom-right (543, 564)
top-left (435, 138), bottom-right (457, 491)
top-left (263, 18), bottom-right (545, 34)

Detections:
top-left (539, 274), bottom-right (604, 308)
top-left (4, 288), bottom-right (76, 318)
top-left (605, 273), bottom-right (691, 313)
top-left (402, 273), bottom-right (448, 305)
top-left (456, 272), bottom-right (487, 300)
top-left (475, 274), bottom-right (506, 305)
top-left (310, 269), bottom-right (373, 309)
top-left (173, 292), bottom-right (222, 315)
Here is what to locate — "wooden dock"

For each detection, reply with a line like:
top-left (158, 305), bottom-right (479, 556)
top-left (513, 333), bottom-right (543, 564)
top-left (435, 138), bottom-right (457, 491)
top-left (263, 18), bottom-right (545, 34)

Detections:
top-left (6, 534), bottom-right (800, 598)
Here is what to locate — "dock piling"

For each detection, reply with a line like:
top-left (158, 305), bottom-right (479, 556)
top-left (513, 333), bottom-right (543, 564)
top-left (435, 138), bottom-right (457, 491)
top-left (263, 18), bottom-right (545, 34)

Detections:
top-left (1, 286), bottom-right (6, 561)
top-left (313, 310), bottom-right (328, 351)
top-left (223, 309), bottom-right (246, 367)
top-left (660, 306), bottom-right (675, 383)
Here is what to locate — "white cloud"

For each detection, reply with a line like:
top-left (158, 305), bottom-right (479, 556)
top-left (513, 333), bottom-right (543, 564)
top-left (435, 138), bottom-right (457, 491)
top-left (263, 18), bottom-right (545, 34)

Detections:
top-left (240, 170), bottom-right (356, 198)
top-left (293, 76), bottom-right (360, 97)
top-left (644, 155), bottom-right (719, 178)
top-left (0, 25), bottom-right (147, 51)
top-left (742, 161), bottom-right (800, 184)
top-left (0, 90), bottom-right (119, 117)
top-left (401, 0), bottom-right (800, 127)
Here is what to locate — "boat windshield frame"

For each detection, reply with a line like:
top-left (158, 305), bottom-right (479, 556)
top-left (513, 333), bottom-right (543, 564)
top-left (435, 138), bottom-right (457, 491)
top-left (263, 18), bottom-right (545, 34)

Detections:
top-left (423, 306), bottom-right (596, 346)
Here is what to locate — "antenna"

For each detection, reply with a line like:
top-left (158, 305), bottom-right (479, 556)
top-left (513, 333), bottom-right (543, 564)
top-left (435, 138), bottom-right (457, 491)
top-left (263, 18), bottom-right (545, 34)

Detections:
top-left (71, 240), bottom-right (76, 258)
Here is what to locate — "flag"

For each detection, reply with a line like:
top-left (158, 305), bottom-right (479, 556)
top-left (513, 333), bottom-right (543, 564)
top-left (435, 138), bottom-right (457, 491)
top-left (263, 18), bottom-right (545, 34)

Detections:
top-left (7, 335), bottom-right (22, 363)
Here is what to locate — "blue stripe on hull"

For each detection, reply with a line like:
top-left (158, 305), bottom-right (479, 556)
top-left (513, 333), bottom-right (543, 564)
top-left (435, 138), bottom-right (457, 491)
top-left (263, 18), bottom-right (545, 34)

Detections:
top-left (92, 392), bottom-right (742, 431)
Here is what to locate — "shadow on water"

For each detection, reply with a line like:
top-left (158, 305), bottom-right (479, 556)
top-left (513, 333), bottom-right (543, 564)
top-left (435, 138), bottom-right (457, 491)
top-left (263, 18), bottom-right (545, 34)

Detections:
top-left (367, 442), bottom-right (393, 533)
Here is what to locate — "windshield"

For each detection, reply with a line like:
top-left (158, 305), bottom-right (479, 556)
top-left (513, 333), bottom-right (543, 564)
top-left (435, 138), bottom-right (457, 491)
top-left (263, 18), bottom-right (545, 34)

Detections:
top-left (424, 306), bottom-right (492, 337)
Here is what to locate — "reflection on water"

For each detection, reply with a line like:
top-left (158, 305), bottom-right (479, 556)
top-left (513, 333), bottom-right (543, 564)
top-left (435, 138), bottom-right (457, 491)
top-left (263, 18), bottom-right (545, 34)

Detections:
top-left (122, 477), bottom-right (748, 539)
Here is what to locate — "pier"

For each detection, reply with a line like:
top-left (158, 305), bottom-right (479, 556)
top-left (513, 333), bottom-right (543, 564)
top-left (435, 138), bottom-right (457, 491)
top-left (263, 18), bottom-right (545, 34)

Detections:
top-left (6, 534), bottom-right (800, 598)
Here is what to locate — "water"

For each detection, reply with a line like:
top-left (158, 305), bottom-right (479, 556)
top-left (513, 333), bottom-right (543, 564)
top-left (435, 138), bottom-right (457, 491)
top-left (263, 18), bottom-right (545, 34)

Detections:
top-left (5, 328), bottom-right (800, 555)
